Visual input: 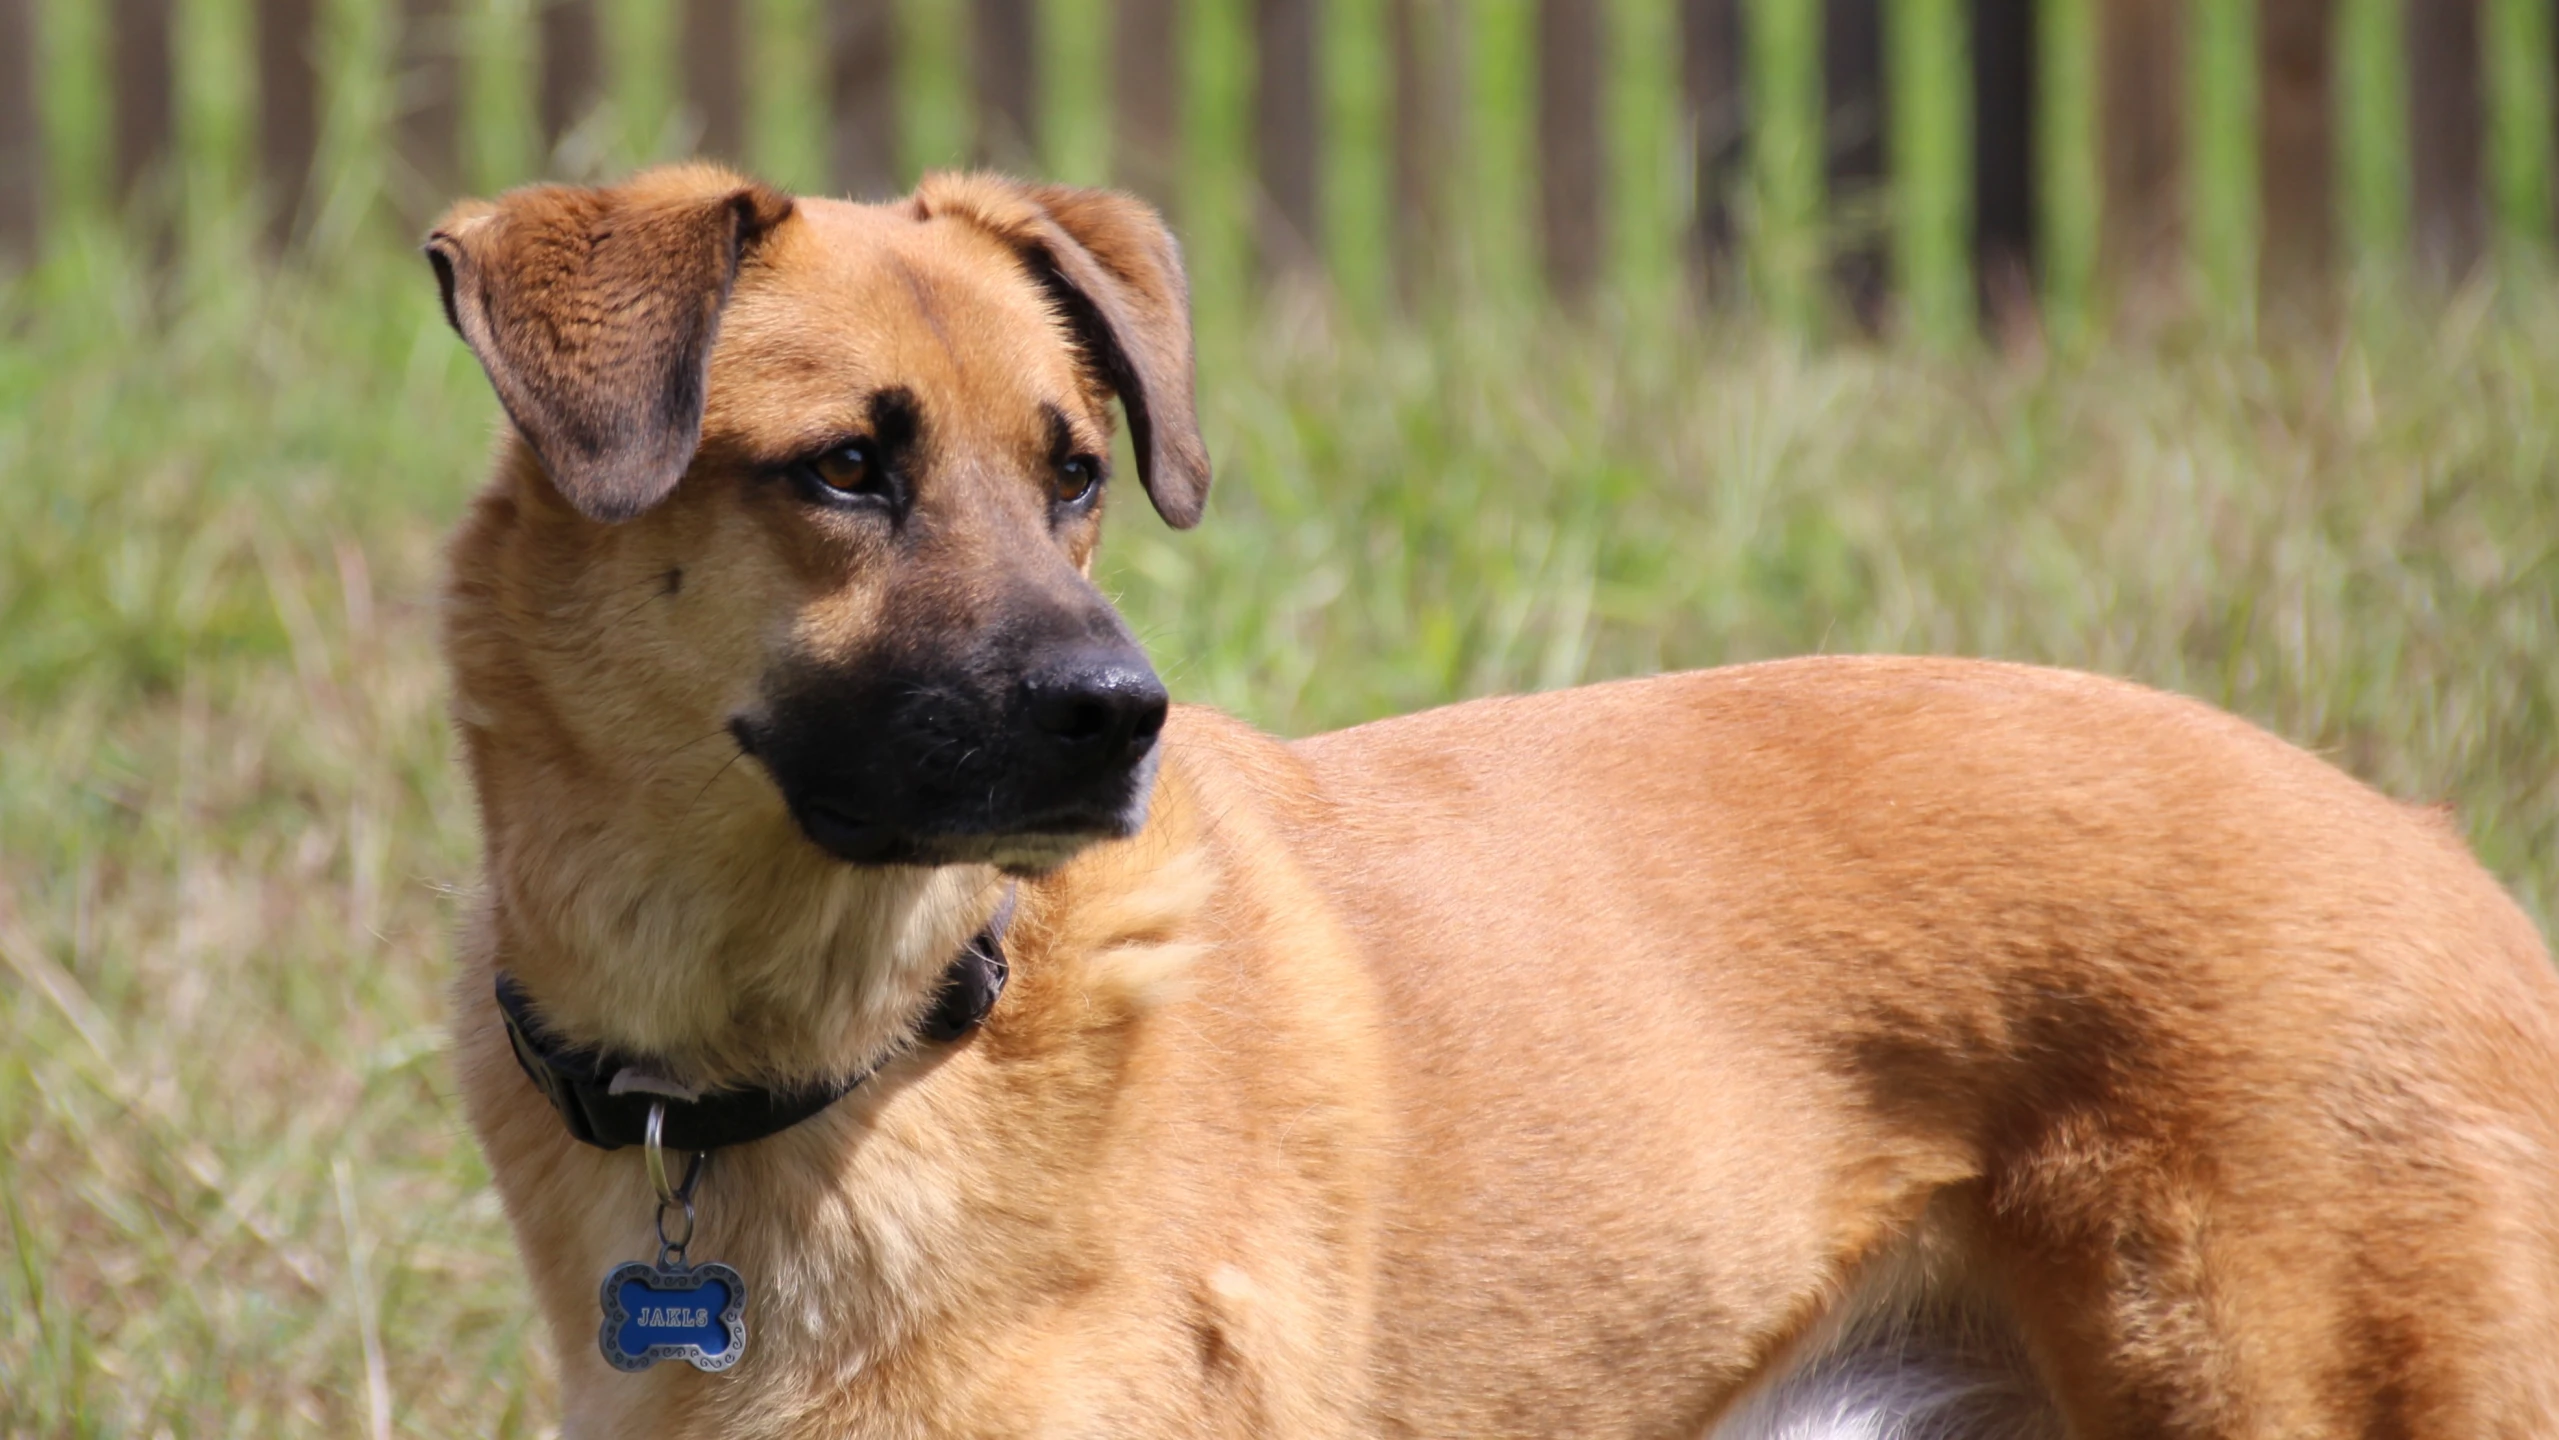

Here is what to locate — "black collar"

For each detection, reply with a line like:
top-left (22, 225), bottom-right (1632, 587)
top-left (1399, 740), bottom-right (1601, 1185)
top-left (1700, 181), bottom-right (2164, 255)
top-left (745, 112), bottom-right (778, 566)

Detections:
top-left (496, 888), bottom-right (1016, 1152)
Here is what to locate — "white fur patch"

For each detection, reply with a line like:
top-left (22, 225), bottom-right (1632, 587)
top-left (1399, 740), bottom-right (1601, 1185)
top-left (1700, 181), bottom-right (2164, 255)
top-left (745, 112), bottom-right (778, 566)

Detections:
top-left (1710, 1205), bottom-right (2062, 1440)
top-left (1709, 1332), bottom-right (2059, 1440)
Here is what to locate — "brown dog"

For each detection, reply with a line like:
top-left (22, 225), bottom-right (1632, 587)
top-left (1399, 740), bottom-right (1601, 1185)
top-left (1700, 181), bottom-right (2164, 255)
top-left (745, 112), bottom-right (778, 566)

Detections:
top-left (430, 164), bottom-right (2559, 1438)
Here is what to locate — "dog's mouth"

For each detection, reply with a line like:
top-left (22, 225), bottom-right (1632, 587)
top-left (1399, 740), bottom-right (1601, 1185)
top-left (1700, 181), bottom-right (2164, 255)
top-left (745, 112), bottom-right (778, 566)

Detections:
top-left (791, 798), bottom-right (909, 865)
top-left (787, 784), bottom-right (1152, 873)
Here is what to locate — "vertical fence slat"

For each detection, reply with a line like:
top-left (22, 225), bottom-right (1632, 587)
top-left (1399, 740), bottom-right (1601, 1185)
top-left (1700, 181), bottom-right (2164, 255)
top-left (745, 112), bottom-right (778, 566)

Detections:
top-left (1890, 0), bottom-right (1969, 343)
top-left (680, 0), bottom-right (747, 162)
top-left (1750, 0), bottom-right (1824, 329)
top-left (2334, 0), bottom-right (2403, 269)
top-left (0, 0), bottom-right (39, 263)
top-left (34, 0), bottom-right (2533, 326)
top-left (255, 0), bottom-right (322, 246)
top-left (1112, 0), bottom-right (1184, 214)
top-left (2257, 0), bottom-right (2333, 316)
top-left (1823, 0), bottom-right (1886, 328)
top-left (110, 0), bottom-right (175, 217)
top-left (1971, 0), bottom-right (2038, 329)
top-left (972, 0), bottom-right (1041, 168)
top-left (2100, 0), bottom-right (2186, 307)
top-left (394, 0), bottom-right (462, 226)
top-left (1252, 0), bottom-right (1322, 282)
top-left (2408, 0), bottom-right (2484, 283)
top-left (1680, 0), bottom-right (1746, 300)
top-left (1535, 0), bottom-right (1606, 306)
top-left (2482, 0), bottom-right (2552, 249)
top-left (538, 0), bottom-right (603, 164)
top-left (828, 0), bottom-right (902, 196)
top-left (1390, 0), bottom-right (1460, 308)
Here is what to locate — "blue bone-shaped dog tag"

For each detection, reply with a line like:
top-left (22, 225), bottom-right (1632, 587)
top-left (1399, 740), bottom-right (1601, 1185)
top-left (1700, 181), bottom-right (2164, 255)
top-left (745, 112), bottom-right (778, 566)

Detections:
top-left (599, 1261), bottom-right (747, 1372)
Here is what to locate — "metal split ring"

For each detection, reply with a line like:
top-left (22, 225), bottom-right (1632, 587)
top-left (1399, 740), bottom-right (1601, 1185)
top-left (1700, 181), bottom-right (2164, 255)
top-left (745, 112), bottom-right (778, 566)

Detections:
top-left (643, 1101), bottom-right (706, 1266)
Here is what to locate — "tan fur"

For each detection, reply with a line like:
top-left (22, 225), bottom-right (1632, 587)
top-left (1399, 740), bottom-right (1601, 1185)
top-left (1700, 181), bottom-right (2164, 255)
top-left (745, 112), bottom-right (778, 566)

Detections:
top-left (436, 167), bottom-right (2559, 1438)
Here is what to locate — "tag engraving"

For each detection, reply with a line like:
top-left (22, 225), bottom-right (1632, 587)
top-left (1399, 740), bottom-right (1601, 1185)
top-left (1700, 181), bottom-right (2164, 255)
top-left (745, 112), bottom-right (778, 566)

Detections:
top-left (599, 1261), bottom-right (747, 1372)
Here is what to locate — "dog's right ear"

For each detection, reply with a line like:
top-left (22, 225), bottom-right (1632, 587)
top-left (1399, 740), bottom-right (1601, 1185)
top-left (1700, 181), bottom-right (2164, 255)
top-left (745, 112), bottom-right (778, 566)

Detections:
top-left (424, 168), bottom-right (795, 523)
top-left (914, 174), bottom-right (1212, 529)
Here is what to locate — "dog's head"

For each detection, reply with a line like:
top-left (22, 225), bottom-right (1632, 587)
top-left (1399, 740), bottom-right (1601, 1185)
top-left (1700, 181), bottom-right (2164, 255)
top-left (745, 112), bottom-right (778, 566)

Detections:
top-left (429, 165), bottom-right (1207, 877)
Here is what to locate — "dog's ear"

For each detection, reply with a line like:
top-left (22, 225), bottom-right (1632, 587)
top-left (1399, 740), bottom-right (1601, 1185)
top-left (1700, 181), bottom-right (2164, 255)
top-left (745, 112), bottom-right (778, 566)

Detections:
top-left (916, 174), bottom-right (1212, 529)
top-left (424, 168), bottom-right (796, 523)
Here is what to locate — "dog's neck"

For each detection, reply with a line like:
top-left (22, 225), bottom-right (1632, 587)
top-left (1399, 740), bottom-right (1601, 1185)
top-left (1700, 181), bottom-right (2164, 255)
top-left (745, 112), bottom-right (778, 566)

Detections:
top-left (476, 801), bottom-right (1004, 1095)
top-left (454, 701), bottom-right (1004, 1098)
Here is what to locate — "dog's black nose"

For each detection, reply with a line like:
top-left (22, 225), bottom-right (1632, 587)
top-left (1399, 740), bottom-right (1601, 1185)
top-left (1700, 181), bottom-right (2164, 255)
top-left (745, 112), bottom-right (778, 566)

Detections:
top-left (1022, 651), bottom-right (1169, 759)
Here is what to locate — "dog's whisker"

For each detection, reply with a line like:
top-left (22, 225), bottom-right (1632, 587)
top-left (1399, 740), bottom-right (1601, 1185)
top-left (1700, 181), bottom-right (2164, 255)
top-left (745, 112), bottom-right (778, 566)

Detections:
top-left (602, 574), bottom-right (673, 634)
top-left (633, 727), bottom-right (739, 790)
top-left (680, 747), bottom-right (749, 819)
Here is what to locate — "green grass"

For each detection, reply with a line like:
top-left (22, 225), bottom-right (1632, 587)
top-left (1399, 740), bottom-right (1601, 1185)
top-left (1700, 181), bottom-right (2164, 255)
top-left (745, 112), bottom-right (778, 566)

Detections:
top-left (4, 219), bottom-right (2557, 1433)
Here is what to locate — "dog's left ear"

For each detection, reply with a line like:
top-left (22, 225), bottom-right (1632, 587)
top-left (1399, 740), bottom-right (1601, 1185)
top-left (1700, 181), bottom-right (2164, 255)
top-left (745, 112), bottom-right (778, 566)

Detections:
top-left (917, 175), bottom-right (1212, 528)
top-left (424, 167), bottom-right (796, 523)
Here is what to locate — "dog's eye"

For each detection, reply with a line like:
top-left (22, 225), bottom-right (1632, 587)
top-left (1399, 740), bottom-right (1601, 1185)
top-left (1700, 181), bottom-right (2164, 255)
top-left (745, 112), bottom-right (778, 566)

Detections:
top-left (809, 442), bottom-right (878, 495)
top-left (1055, 455), bottom-right (1102, 507)
top-left (791, 440), bottom-right (893, 508)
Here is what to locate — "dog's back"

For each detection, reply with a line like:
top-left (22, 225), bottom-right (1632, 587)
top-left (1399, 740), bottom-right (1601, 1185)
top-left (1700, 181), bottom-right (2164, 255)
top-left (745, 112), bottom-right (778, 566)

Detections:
top-left (1284, 656), bottom-right (2559, 1436)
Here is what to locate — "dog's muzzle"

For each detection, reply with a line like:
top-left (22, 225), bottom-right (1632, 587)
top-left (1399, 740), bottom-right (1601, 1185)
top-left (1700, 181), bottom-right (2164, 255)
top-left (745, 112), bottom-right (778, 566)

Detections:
top-left (738, 636), bottom-right (1169, 870)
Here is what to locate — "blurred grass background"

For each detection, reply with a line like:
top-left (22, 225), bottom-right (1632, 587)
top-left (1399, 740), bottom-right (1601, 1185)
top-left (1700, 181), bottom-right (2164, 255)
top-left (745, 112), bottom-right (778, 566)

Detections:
top-left (4, 0), bottom-right (2558, 1434)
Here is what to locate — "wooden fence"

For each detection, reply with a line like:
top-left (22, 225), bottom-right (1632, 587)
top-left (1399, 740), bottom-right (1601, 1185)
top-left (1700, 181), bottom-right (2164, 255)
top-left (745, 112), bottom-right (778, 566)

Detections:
top-left (1, 0), bottom-right (2554, 334)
